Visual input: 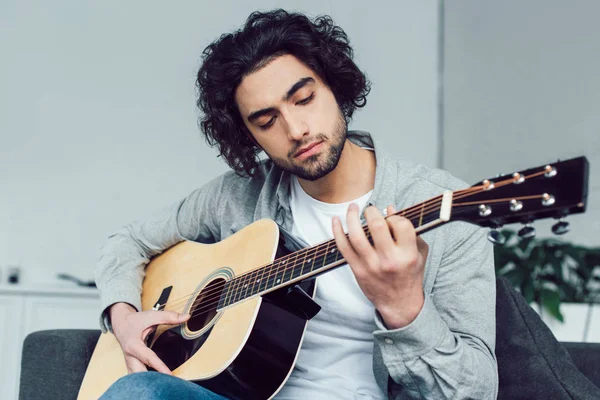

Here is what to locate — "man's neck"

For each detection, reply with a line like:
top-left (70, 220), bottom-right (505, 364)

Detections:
top-left (297, 140), bottom-right (376, 204)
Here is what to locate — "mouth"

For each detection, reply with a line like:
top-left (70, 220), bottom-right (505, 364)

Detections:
top-left (294, 141), bottom-right (323, 159)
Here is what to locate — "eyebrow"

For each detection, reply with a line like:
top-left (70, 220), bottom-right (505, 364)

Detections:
top-left (247, 77), bottom-right (315, 123)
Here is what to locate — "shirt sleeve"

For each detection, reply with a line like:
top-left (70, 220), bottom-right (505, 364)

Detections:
top-left (94, 175), bottom-right (225, 332)
top-left (372, 223), bottom-right (498, 399)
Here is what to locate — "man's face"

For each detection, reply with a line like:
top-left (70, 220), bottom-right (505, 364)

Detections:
top-left (235, 54), bottom-right (347, 181)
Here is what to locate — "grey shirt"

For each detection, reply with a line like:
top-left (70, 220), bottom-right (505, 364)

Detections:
top-left (95, 130), bottom-right (498, 399)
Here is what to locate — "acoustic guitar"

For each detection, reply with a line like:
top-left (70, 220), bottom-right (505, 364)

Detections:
top-left (78, 156), bottom-right (589, 399)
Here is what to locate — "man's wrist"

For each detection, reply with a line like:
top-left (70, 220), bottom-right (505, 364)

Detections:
top-left (377, 291), bottom-right (425, 329)
top-left (109, 302), bottom-right (136, 322)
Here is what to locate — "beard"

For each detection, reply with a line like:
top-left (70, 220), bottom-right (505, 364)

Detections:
top-left (266, 113), bottom-right (348, 181)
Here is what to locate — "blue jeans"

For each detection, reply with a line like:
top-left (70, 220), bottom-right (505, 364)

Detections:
top-left (100, 371), bottom-right (229, 400)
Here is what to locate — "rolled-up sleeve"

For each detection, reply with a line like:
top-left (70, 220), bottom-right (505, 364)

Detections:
top-left (94, 175), bottom-right (225, 332)
top-left (373, 223), bottom-right (498, 399)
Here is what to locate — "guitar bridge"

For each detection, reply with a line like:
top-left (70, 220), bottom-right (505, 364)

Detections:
top-left (146, 286), bottom-right (174, 345)
top-left (152, 286), bottom-right (173, 311)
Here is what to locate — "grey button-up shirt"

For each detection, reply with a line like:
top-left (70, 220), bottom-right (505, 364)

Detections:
top-left (95, 131), bottom-right (498, 399)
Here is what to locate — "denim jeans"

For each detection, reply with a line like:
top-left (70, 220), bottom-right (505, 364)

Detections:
top-left (100, 371), bottom-right (229, 400)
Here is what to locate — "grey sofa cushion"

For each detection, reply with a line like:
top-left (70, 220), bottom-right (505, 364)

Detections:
top-left (496, 277), bottom-right (600, 399)
top-left (20, 329), bottom-right (100, 400)
top-left (563, 342), bottom-right (600, 388)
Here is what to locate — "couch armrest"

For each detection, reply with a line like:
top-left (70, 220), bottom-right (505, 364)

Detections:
top-left (20, 329), bottom-right (101, 400)
top-left (562, 342), bottom-right (600, 389)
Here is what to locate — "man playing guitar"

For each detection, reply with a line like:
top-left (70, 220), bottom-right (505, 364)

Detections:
top-left (96, 9), bottom-right (498, 400)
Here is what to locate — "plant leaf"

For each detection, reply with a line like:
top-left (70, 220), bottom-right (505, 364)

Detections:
top-left (540, 288), bottom-right (564, 323)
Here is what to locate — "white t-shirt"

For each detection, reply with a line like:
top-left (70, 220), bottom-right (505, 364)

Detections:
top-left (274, 176), bottom-right (385, 400)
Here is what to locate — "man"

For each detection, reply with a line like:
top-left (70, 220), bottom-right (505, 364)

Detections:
top-left (97, 9), bottom-right (498, 399)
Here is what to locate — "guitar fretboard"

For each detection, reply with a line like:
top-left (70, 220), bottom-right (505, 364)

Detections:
top-left (217, 195), bottom-right (444, 309)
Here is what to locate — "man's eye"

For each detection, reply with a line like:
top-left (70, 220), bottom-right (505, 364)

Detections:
top-left (296, 93), bottom-right (314, 105)
top-left (259, 116), bottom-right (276, 130)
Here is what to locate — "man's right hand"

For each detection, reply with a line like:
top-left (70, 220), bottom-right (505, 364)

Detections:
top-left (109, 302), bottom-right (190, 374)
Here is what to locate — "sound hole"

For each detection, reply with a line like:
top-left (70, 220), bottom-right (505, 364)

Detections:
top-left (187, 277), bottom-right (226, 332)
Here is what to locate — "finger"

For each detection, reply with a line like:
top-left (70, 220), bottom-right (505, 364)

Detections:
top-left (364, 206), bottom-right (396, 252)
top-left (135, 345), bottom-right (172, 375)
top-left (332, 216), bottom-right (361, 268)
top-left (385, 204), bottom-right (397, 241)
top-left (386, 204), bottom-right (397, 218)
top-left (346, 204), bottom-right (378, 260)
top-left (416, 236), bottom-right (429, 259)
top-left (388, 215), bottom-right (417, 247)
top-left (126, 356), bottom-right (148, 374)
top-left (148, 310), bottom-right (190, 328)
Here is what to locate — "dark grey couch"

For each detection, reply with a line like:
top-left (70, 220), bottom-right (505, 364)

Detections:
top-left (19, 278), bottom-right (600, 399)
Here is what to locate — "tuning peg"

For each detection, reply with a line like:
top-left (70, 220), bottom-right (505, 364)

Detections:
top-left (487, 229), bottom-right (506, 245)
top-left (552, 218), bottom-right (570, 235)
top-left (518, 224), bottom-right (536, 239)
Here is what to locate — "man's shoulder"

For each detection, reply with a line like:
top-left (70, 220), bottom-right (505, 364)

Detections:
top-left (355, 130), bottom-right (471, 197)
top-left (383, 156), bottom-right (470, 201)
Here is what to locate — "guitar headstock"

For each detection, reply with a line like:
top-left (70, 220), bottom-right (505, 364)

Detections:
top-left (451, 157), bottom-right (589, 240)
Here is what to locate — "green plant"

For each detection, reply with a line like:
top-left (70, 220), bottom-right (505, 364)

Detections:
top-left (494, 229), bottom-right (600, 322)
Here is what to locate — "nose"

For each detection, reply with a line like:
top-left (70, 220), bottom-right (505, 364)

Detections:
top-left (285, 113), bottom-right (308, 142)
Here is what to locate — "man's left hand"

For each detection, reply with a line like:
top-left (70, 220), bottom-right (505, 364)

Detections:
top-left (332, 203), bottom-right (429, 329)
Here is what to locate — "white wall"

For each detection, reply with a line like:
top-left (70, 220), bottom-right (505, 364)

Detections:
top-left (443, 0), bottom-right (600, 246)
top-left (0, 0), bottom-right (440, 285)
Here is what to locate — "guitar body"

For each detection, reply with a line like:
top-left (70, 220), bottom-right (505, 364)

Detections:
top-left (78, 219), bottom-right (314, 400)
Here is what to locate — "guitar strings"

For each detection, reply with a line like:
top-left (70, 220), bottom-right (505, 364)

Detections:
top-left (156, 190), bottom-right (455, 313)
top-left (157, 184), bottom-right (488, 315)
top-left (159, 169), bottom-right (549, 318)
top-left (156, 185), bottom-right (481, 315)
top-left (157, 183), bottom-right (497, 316)
top-left (153, 195), bottom-right (447, 315)
top-left (174, 192), bottom-right (544, 322)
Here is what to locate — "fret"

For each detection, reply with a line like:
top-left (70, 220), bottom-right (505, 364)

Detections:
top-left (282, 257), bottom-right (295, 283)
top-left (298, 248), bottom-right (310, 276)
top-left (239, 273), bottom-right (250, 300)
top-left (271, 265), bottom-right (285, 288)
top-left (256, 263), bottom-right (270, 293)
top-left (229, 276), bottom-right (241, 305)
top-left (323, 243), bottom-right (340, 266)
top-left (272, 257), bottom-right (289, 287)
top-left (290, 259), bottom-right (304, 280)
top-left (253, 265), bottom-right (267, 295)
top-left (235, 277), bottom-right (245, 303)
top-left (246, 268), bottom-right (259, 299)
top-left (286, 251), bottom-right (303, 282)
top-left (253, 268), bottom-right (263, 296)
top-left (409, 208), bottom-right (438, 229)
top-left (265, 257), bottom-right (283, 289)
top-left (287, 253), bottom-right (300, 283)
top-left (220, 280), bottom-right (232, 308)
top-left (236, 275), bottom-right (248, 303)
top-left (418, 202), bottom-right (425, 227)
top-left (310, 247), bottom-right (326, 273)
top-left (321, 242), bottom-right (332, 270)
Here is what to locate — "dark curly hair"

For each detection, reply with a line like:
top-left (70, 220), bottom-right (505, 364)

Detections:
top-left (196, 9), bottom-right (371, 176)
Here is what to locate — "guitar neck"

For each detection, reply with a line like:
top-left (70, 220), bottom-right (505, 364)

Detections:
top-left (219, 191), bottom-right (454, 309)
